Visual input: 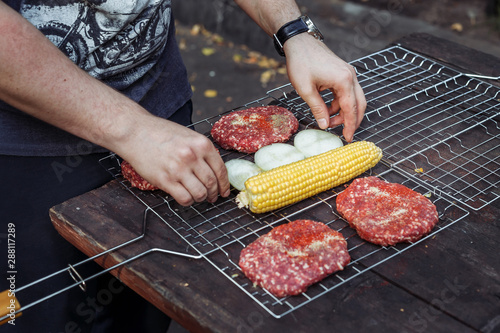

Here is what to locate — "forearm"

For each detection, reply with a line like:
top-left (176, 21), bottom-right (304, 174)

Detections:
top-left (234, 0), bottom-right (301, 36)
top-left (0, 3), bottom-right (150, 156)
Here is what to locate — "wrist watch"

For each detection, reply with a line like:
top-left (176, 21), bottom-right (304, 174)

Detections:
top-left (273, 15), bottom-right (324, 56)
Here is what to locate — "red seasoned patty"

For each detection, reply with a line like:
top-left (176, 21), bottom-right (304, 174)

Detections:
top-left (120, 161), bottom-right (158, 191)
top-left (210, 105), bottom-right (299, 153)
top-left (336, 177), bottom-right (439, 246)
top-left (239, 219), bottom-right (350, 298)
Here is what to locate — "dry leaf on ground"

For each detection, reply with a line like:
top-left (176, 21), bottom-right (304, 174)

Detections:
top-left (204, 89), bottom-right (218, 98)
top-left (202, 47), bottom-right (216, 56)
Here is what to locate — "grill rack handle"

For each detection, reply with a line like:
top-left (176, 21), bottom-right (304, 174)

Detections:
top-left (0, 204), bottom-right (201, 325)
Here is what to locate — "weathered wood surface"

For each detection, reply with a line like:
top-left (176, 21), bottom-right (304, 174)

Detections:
top-left (396, 33), bottom-right (500, 87)
top-left (50, 33), bottom-right (500, 333)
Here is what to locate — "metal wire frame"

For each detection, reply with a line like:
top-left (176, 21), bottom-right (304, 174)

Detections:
top-left (95, 45), bottom-right (496, 318)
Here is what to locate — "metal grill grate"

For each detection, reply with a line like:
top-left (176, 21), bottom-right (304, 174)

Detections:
top-left (267, 46), bottom-right (500, 210)
top-left (101, 45), bottom-right (499, 318)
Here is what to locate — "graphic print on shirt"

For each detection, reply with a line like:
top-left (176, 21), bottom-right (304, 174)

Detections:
top-left (19, 0), bottom-right (171, 85)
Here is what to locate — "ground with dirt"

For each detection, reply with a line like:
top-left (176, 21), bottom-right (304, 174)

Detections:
top-left (348, 0), bottom-right (500, 45)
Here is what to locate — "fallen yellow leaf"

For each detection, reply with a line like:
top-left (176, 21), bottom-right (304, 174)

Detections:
top-left (190, 24), bottom-right (202, 36)
top-left (178, 38), bottom-right (187, 50)
top-left (233, 54), bottom-right (243, 63)
top-left (248, 51), bottom-right (261, 58)
top-left (451, 23), bottom-right (463, 32)
top-left (204, 89), bottom-right (218, 98)
top-left (260, 69), bottom-right (274, 87)
top-left (244, 56), bottom-right (258, 64)
top-left (258, 57), bottom-right (272, 69)
top-left (277, 67), bottom-right (287, 75)
top-left (201, 28), bottom-right (212, 38)
top-left (211, 34), bottom-right (224, 44)
top-left (202, 47), bottom-right (216, 56)
top-left (258, 57), bottom-right (279, 69)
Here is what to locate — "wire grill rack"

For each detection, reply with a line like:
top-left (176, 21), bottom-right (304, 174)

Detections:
top-left (100, 45), bottom-right (499, 318)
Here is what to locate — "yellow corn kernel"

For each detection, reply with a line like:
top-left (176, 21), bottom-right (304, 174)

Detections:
top-left (236, 141), bottom-right (382, 213)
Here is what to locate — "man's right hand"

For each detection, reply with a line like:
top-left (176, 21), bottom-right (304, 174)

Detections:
top-left (120, 116), bottom-right (230, 206)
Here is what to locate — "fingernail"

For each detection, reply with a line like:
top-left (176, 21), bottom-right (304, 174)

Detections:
top-left (223, 189), bottom-right (230, 197)
top-left (318, 119), bottom-right (328, 129)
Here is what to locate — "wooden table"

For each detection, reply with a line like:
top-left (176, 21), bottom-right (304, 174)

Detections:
top-left (50, 34), bottom-right (500, 333)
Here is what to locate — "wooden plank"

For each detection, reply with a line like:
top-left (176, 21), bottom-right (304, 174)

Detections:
top-left (395, 33), bottom-right (500, 85)
top-left (366, 200), bottom-right (500, 330)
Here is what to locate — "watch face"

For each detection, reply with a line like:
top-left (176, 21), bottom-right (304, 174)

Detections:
top-left (302, 16), bottom-right (315, 31)
top-left (301, 16), bottom-right (324, 41)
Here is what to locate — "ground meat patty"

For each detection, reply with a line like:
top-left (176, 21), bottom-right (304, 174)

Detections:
top-left (211, 105), bottom-right (299, 153)
top-left (238, 219), bottom-right (350, 297)
top-left (120, 161), bottom-right (158, 191)
top-left (336, 177), bottom-right (439, 246)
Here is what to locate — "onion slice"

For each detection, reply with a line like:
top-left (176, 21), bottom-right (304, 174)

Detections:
top-left (294, 129), bottom-right (343, 157)
top-left (225, 159), bottom-right (262, 191)
top-left (254, 143), bottom-right (305, 171)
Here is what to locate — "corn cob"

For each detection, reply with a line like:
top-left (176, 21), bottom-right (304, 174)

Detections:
top-left (236, 141), bottom-right (382, 213)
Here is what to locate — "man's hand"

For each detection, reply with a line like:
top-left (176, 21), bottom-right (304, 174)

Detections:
top-left (284, 33), bottom-right (366, 142)
top-left (121, 117), bottom-right (230, 206)
top-left (234, 0), bottom-right (366, 142)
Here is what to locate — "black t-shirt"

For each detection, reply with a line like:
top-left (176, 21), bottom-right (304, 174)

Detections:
top-left (0, 0), bottom-right (192, 156)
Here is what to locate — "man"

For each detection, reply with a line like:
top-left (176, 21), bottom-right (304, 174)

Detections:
top-left (0, 0), bottom-right (365, 331)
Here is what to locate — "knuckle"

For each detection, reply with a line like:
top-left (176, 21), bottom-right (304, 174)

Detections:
top-left (176, 195), bottom-right (193, 207)
top-left (196, 135), bottom-right (213, 149)
top-left (337, 66), bottom-right (356, 83)
top-left (176, 146), bottom-right (197, 162)
top-left (309, 104), bottom-right (326, 116)
top-left (205, 174), bottom-right (217, 188)
top-left (193, 195), bottom-right (205, 203)
top-left (348, 64), bottom-right (357, 76)
top-left (297, 83), bottom-right (316, 96)
top-left (201, 176), bottom-right (218, 197)
top-left (175, 195), bottom-right (193, 207)
top-left (217, 164), bottom-right (228, 180)
top-left (193, 189), bottom-right (208, 202)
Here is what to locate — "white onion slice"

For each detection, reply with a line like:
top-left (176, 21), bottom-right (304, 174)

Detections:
top-left (225, 159), bottom-right (262, 191)
top-left (294, 129), bottom-right (343, 157)
top-left (254, 143), bottom-right (305, 171)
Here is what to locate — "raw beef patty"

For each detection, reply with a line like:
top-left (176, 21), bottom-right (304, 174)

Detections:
top-left (336, 176), bottom-right (439, 246)
top-left (211, 105), bottom-right (298, 153)
top-left (121, 160), bottom-right (158, 191)
top-left (239, 219), bottom-right (350, 297)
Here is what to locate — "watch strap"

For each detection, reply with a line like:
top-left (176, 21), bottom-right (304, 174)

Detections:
top-left (273, 18), bottom-right (308, 56)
